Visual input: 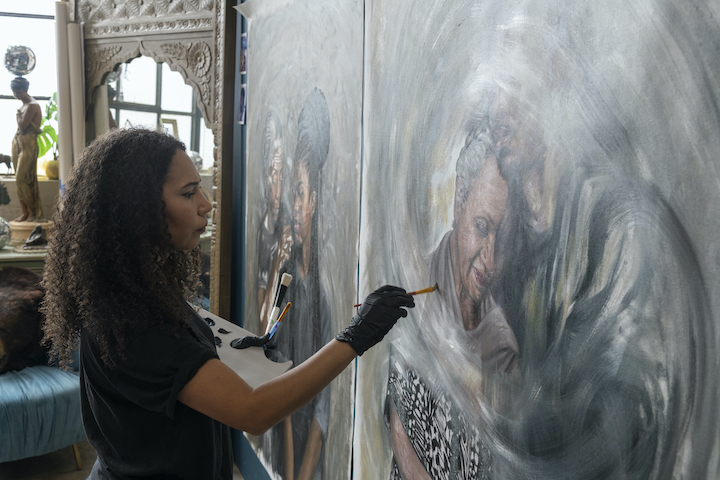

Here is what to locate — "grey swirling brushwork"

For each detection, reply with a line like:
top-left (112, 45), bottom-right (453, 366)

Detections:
top-left (360, 0), bottom-right (720, 479)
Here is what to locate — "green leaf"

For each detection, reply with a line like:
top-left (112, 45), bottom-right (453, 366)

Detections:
top-left (42, 125), bottom-right (58, 141)
top-left (36, 103), bottom-right (59, 159)
top-left (38, 139), bottom-right (50, 158)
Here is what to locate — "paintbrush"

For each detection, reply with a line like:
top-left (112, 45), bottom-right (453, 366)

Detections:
top-left (353, 283), bottom-right (439, 308)
top-left (231, 302), bottom-right (292, 349)
top-left (264, 273), bottom-right (292, 335)
top-left (267, 302), bottom-right (291, 340)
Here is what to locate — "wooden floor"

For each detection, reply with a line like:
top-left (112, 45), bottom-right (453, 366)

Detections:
top-left (0, 438), bottom-right (244, 479)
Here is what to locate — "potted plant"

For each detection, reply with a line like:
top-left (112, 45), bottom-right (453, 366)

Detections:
top-left (37, 93), bottom-right (59, 179)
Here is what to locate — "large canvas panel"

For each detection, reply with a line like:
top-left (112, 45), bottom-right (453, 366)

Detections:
top-left (356, 1), bottom-right (720, 479)
top-left (239, 0), bottom-right (363, 478)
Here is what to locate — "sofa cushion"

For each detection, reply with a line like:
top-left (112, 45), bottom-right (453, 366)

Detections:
top-left (0, 365), bottom-right (85, 462)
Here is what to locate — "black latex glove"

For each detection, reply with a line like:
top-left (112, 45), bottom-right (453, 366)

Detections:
top-left (336, 285), bottom-right (415, 355)
top-left (230, 332), bottom-right (281, 360)
top-left (230, 333), bottom-right (270, 349)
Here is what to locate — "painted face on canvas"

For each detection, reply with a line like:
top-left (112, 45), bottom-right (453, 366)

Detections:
top-left (292, 159), bottom-right (316, 249)
top-left (453, 155), bottom-right (507, 305)
top-left (491, 91), bottom-right (553, 230)
top-left (491, 92), bottom-right (537, 169)
top-left (265, 133), bottom-right (284, 227)
top-left (162, 149), bottom-right (211, 251)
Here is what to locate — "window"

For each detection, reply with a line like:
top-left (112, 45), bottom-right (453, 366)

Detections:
top-left (1, 5), bottom-right (214, 175)
top-left (0, 1), bottom-right (58, 174)
top-left (108, 57), bottom-right (215, 171)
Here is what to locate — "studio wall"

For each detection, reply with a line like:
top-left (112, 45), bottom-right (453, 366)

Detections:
top-left (241, 0), bottom-right (720, 479)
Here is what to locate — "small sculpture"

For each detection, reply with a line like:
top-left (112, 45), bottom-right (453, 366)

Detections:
top-left (22, 224), bottom-right (48, 250)
top-left (0, 154), bottom-right (12, 175)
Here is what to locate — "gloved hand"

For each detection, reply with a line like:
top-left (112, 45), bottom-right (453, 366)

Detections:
top-left (230, 333), bottom-right (270, 349)
top-left (336, 285), bottom-right (415, 355)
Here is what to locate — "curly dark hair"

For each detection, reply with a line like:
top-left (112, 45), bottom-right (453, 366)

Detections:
top-left (41, 128), bottom-right (202, 368)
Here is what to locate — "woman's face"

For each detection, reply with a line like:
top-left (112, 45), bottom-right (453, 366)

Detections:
top-left (292, 159), bottom-right (316, 249)
top-left (162, 149), bottom-right (212, 250)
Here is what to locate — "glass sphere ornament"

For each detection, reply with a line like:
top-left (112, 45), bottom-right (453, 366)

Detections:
top-left (0, 217), bottom-right (11, 250)
top-left (5, 45), bottom-right (36, 76)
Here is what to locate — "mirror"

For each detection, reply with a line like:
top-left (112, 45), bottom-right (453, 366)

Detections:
top-left (90, 55), bottom-right (216, 307)
top-left (103, 55), bottom-right (215, 173)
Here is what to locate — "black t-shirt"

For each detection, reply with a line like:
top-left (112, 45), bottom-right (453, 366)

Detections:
top-left (80, 303), bottom-right (233, 480)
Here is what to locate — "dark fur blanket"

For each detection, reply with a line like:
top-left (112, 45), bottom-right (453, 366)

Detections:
top-left (0, 267), bottom-right (48, 374)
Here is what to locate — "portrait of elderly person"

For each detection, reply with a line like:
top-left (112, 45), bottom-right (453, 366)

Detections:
top-left (430, 124), bottom-right (519, 377)
top-left (385, 122), bottom-right (520, 480)
top-left (10, 77), bottom-right (44, 223)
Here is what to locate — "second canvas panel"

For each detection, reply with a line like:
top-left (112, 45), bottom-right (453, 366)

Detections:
top-left (239, 0), bottom-right (363, 479)
top-left (356, 1), bottom-right (720, 479)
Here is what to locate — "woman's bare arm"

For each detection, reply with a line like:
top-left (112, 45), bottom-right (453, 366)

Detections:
top-left (180, 285), bottom-right (413, 434)
top-left (178, 339), bottom-right (356, 435)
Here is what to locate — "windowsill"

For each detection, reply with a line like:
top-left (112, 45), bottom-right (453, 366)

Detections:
top-left (1, 175), bottom-right (58, 182)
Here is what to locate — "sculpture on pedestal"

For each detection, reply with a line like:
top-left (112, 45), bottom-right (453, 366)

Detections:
top-left (5, 46), bottom-right (44, 223)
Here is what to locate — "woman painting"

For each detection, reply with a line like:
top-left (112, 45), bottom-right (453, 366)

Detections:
top-left (41, 127), bottom-right (413, 479)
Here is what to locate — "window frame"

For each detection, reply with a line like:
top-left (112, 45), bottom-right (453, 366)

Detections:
top-left (109, 62), bottom-right (204, 152)
top-left (0, 10), bottom-right (56, 100)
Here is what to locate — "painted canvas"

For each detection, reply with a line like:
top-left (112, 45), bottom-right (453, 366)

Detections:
top-left (356, 1), bottom-right (720, 479)
top-left (238, 0), bottom-right (363, 478)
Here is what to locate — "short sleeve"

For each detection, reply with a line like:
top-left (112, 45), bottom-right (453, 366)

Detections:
top-left (112, 322), bottom-right (218, 419)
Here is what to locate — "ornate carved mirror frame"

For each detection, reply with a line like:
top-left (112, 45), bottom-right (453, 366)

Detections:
top-left (78, 0), bottom-right (235, 316)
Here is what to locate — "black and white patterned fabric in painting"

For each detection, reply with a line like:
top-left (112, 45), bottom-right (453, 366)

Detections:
top-left (386, 360), bottom-right (492, 480)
